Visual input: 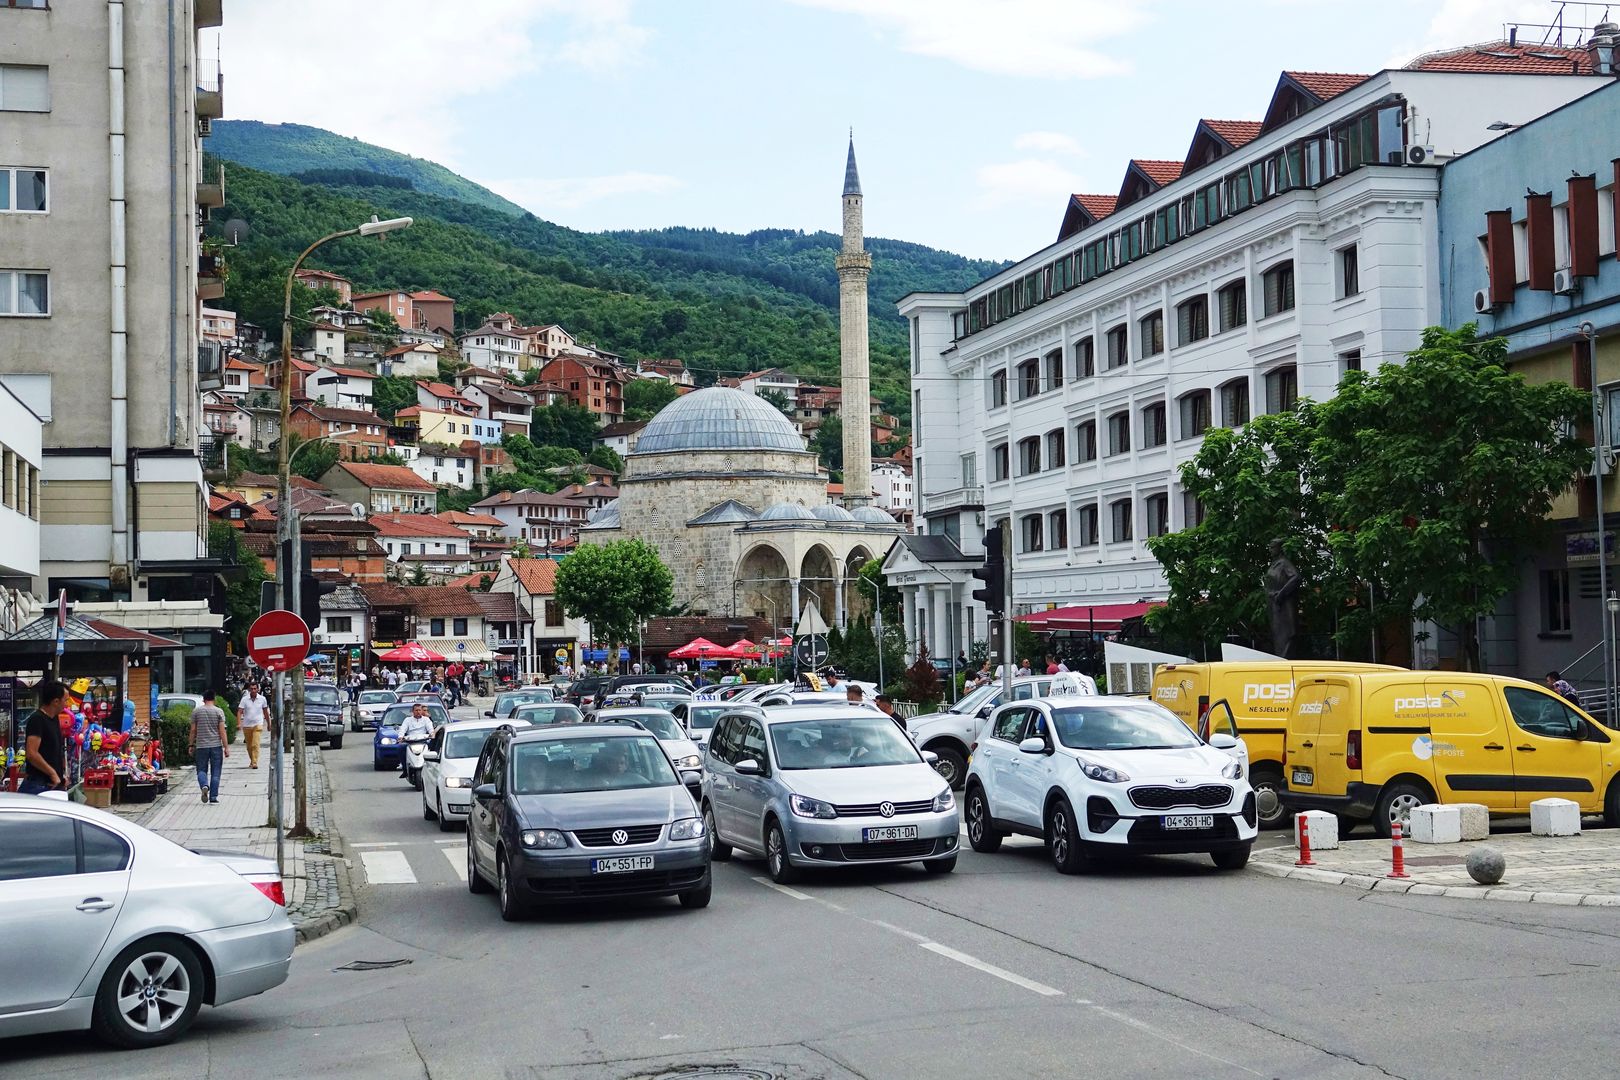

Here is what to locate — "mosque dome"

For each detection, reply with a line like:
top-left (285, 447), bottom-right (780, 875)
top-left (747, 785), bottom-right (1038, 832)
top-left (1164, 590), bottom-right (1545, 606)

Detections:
top-left (851, 506), bottom-right (895, 524)
top-left (757, 503), bottom-right (819, 522)
top-left (633, 386), bottom-right (807, 455)
top-left (809, 503), bottom-right (857, 522)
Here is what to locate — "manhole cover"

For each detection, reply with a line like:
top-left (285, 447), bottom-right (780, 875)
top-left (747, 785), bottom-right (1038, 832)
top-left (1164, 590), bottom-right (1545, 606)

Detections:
top-left (629, 1068), bottom-right (781, 1080)
top-left (334, 959), bottom-right (413, 971)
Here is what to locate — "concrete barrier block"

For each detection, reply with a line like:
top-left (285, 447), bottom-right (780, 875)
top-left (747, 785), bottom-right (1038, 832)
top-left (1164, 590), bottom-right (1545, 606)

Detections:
top-left (1529, 798), bottom-right (1582, 837)
top-left (1409, 804), bottom-right (1462, 844)
top-left (1294, 810), bottom-right (1338, 850)
top-left (1453, 803), bottom-right (1490, 841)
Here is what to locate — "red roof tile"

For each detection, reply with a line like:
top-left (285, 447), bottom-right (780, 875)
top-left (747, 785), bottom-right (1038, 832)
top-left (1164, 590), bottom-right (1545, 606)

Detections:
top-left (1202, 119), bottom-right (1262, 148)
top-left (1284, 71), bottom-right (1370, 101)
top-left (1403, 41), bottom-right (1592, 74)
top-left (1132, 159), bottom-right (1184, 186)
top-left (331, 461), bottom-right (437, 492)
top-left (505, 557), bottom-right (558, 596)
top-left (1072, 193), bottom-right (1117, 219)
top-left (370, 513), bottom-right (472, 539)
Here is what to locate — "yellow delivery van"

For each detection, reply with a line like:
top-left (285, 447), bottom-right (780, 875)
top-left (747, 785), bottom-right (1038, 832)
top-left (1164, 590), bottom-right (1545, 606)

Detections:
top-left (1282, 671), bottom-right (1620, 836)
top-left (1151, 661), bottom-right (1399, 829)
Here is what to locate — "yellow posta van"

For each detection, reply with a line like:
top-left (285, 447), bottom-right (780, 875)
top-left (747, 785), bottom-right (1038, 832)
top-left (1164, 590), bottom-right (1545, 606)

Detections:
top-left (1282, 671), bottom-right (1620, 836)
top-left (1151, 661), bottom-right (1399, 829)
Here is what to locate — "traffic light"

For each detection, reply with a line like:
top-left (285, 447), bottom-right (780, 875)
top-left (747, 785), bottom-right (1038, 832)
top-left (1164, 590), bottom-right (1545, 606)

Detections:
top-left (299, 546), bottom-right (337, 631)
top-left (971, 525), bottom-right (1006, 614)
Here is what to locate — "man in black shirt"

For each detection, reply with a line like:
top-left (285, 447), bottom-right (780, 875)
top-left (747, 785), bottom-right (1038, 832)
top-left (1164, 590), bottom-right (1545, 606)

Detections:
top-left (20, 680), bottom-right (69, 795)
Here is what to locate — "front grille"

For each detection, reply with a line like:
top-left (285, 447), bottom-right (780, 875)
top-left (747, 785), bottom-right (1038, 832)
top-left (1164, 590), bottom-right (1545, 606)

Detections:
top-left (831, 798), bottom-right (934, 817)
top-left (1128, 784), bottom-right (1233, 810)
top-left (834, 838), bottom-right (941, 861)
top-left (525, 868), bottom-right (705, 897)
top-left (572, 824), bottom-right (664, 847)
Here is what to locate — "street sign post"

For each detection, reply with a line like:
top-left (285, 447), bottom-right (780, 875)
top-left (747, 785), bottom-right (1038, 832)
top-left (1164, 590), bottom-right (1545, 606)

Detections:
top-left (248, 610), bottom-right (312, 673)
top-left (794, 634), bottom-right (829, 671)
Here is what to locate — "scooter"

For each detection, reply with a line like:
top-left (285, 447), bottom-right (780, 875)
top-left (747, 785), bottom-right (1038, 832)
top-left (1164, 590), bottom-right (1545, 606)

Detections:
top-left (402, 735), bottom-right (431, 789)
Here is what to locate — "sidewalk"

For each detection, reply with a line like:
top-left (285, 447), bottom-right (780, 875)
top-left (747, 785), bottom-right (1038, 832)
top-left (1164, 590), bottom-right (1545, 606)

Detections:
top-left (112, 743), bottom-right (356, 941)
top-left (1251, 828), bottom-right (1620, 906)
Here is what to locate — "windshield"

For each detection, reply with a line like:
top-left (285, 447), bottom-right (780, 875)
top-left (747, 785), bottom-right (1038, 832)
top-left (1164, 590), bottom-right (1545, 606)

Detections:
top-left (687, 705), bottom-right (726, 731)
top-left (952, 683), bottom-right (998, 714)
top-left (770, 716), bottom-right (922, 770)
top-left (496, 690), bottom-right (553, 713)
top-left (641, 695), bottom-right (689, 709)
top-left (510, 736), bottom-right (679, 794)
top-left (359, 691), bottom-right (396, 705)
top-left (601, 711), bottom-right (682, 740)
top-left (381, 704), bottom-right (447, 728)
top-left (398, 682), bottom-right (424, 693)
top-left (513, 704), bottom-right (584, 726)
top-left (306, 687), bottom-right (340, 707)
top-left (446, 729), bottom-right (495, 758)
top-left (1049, 704), bottom-right (1201, 751)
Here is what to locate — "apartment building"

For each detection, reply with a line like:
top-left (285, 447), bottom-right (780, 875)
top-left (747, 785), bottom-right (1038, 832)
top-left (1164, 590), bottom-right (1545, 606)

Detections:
top-left (539, 354), bottom-right (627, 424)
top-left (0, 0), bottom-right (223, 602)
top-left (892, 41), bottom-right (1612, 660)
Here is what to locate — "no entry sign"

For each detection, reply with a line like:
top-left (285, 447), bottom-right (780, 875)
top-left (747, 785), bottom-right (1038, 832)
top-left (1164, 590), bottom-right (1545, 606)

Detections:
top-left (248, 609), bottom-right (312, 673)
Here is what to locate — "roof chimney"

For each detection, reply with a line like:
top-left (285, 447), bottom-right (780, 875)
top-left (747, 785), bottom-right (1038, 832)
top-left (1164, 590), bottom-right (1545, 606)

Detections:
top-left (1589, 22), bottom-right (1619, 76)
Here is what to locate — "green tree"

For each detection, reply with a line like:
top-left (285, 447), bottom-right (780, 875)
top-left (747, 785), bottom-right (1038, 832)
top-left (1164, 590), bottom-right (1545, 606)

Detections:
top-left (760, 388), bottom-right (794, 416)
top-left (587, 445), bottom-right (623, 473)
top-left (371, 375), bottom-right (418, 419)
top-left (365, 307), bottom-right (402, 347)
top-left (555, 540), bottom-right (675, 672)
top-left (857, 557), bottom-right (899, 624)
top-left (209, 523), bottom-right (267, 655)
top-left (530, 402), bottom-right (600, 455)
top-left (623, 378), bottom-right (679, 422)
top-left (406, 563), bottom-right (429, 586)
top-left (812, 416), bottom-right (843, 472)
top-left (284, 434), bottom-right (340, 482)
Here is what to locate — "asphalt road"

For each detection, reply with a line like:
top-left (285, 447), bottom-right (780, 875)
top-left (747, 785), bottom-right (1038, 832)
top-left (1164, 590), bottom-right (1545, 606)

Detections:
top-left (9, 720), bottom-right (1620, 1080)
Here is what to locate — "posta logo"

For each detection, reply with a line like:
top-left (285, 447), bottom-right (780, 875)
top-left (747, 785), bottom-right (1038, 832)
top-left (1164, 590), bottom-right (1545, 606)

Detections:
top-left (1394, 689), bottom-right (1466, 713)
top-left (1154, 679), bottom-right (1192, 703)
top-left (1242, 682), bottom-right (1293, 705)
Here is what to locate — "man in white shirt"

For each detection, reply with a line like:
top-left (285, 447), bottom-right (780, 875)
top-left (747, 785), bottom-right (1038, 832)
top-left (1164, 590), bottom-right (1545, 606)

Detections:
top-left (237, 681), bottom-right (268, 770)
top-left (397, 703), bottom-right (434, 777)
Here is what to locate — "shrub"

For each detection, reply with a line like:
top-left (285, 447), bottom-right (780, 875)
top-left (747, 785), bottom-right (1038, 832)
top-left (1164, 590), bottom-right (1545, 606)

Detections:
top-left (155, 701), bottom-right (238, 768)
top-left (902, 646), bottom-right (942, 713)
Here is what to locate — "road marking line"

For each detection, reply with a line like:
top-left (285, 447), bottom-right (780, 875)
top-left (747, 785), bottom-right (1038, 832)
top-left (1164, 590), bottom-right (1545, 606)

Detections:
top-left (360, 850), bottom-right (416, 884)
top-left (1085, 1004), bottom-right (1265, 1077)
top-left (866, 918), bottom-right (930, 944)
top-left (918, 942), bottom-right (1063, 997)
top-left (444, 847), bottom-right (467, 881)
top-left (435, 838), bottom-right (460, 845)
top-left (751, 875), bottom-right (812, 900)
top-left (349, 841), bottom-right (400, 848)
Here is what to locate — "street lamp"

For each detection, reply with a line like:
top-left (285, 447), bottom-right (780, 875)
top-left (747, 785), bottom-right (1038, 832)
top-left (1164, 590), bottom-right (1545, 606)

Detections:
top-left (1607, 593), bottom-right (1619, 721)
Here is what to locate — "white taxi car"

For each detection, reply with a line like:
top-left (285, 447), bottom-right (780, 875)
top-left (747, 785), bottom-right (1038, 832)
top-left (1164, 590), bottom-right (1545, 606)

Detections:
top-left (964, 695), bottom-right (1255, 873)
top-left (421, 718), bottom-right (528, 831)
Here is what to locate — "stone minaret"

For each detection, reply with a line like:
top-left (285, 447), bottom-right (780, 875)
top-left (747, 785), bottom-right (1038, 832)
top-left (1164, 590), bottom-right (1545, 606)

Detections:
top-left (836, 136), bottom-right (874, 508)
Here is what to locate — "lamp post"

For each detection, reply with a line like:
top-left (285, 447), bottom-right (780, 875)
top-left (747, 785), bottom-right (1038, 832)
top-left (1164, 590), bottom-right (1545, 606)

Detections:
top-left (856, 573), bottom-right (885, 690)
top-left (1607, 593), bottom-right (1619, 722)
top-left (277, 215), bottom-right (410, 841)
top-left (1585, 322), bottom-right (1613, 728)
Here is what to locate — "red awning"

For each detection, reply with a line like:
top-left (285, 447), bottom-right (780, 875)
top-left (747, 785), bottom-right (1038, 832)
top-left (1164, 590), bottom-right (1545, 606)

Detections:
top-left (1014, 602), bottom-right (1160, 632)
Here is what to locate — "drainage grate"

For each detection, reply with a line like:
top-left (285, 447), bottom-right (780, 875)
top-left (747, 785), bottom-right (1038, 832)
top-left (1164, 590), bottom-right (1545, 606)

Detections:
top-left (334, 959), bottom-right (414, 972)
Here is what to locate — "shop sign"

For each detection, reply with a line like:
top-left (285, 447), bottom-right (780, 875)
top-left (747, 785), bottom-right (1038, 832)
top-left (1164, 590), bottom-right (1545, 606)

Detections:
top-left (1567, 531), bottom-right (1617, 565)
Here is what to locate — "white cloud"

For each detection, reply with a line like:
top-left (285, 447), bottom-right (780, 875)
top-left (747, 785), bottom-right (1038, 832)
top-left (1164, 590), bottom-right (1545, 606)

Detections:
top-left (975, 158), bottom-right (1088, 209)
top-left (214, 1), bottom-right (651, 164)
top-left (489, 172), bottom-right (683, 213)
top-left (789, 0), bottom-right (1151, 78)
top-left (1014, 130), bottom-right (1083, 155)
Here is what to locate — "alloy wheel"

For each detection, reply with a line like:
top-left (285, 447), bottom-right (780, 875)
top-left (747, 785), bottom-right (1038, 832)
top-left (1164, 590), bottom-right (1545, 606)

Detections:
top-left (967, 793), bottom-right (985, 844)
top-left (1051, 807), bottom-right (1071, 865)
top-left (116, 952), bottom-right (190, 1035)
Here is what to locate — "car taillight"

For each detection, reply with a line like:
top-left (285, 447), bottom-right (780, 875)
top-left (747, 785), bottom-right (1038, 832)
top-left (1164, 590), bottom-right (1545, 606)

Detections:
top-left (1345, 729), bottom-right (1362, 771)
top-left (251, 879), bottom-right (286, 906)
top-left (1196, 695), bottom-right (1210, 740)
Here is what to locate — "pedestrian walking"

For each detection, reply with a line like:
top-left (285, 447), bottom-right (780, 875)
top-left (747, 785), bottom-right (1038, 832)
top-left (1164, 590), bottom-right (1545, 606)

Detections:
top-left (1546, 670), bottom-right (1581, 705)
top-left (18, 679), bottom-right (69, 795)
top-left (189, 691), bottom-right (230, 804)
top-left (237, 681), bottom-right (268, 770)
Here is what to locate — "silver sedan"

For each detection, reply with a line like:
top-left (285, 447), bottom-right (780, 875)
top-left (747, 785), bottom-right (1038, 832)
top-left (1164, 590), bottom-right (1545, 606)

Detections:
top-left (0, 794), bottom-right (294, 1047)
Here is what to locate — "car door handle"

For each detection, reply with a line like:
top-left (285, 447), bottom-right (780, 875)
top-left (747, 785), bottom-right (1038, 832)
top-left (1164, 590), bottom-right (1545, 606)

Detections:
top-left (1300, 741), bottom-right (1314, 748)
top-left (1483, 743), bottom-right (1504, 751)
top-left (1517, 745), bottom-right (1537, 752)
top-left (77, 898), bottom-right (115, 913)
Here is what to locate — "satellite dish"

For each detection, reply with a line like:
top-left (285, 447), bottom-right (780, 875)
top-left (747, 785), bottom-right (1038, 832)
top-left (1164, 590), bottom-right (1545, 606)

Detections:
top-left (350, 502), bottom-right (366, 520)
top-left (222, 218), bottom-right (250, 245)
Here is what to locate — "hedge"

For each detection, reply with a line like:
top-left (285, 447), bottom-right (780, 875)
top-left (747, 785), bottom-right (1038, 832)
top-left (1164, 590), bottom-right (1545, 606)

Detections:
top-left (156, 701), bottom-right (238, 767)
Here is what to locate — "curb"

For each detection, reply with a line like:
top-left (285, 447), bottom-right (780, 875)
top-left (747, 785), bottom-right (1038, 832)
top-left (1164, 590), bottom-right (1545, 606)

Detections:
top-left (288, 747), bottom-right (359, 945)
top-left (1248, 859), bottom-right (1620, 907)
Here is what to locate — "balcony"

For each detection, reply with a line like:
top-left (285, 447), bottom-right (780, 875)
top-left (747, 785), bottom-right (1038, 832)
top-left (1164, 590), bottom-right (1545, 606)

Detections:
top-left (921, 485), bottom-right (984, 514)
top-left (197, 252), bottom-right (226, 300)
top-left (196, 61), bottom-right (224, 120)
top-left (197, 161), bottom-right (224, 211)
top-left (195, 0), bottom-right (223, 28)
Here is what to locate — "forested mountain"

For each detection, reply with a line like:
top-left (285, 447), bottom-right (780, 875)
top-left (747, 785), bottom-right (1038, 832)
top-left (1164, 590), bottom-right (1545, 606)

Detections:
top-left (208, 124), bottom-right (1005, 419)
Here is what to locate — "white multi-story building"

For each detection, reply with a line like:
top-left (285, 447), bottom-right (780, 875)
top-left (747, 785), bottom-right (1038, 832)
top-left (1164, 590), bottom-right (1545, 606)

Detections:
top-left (871, 461), bottom-right (912, 516)
top-left (459, 322), bottom-right (527, 375)
top-left (892, 44), bottom-right (1611, 658)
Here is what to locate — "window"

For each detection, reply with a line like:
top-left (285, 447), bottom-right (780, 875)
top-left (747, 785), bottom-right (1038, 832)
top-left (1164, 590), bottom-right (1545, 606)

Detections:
top-left (1045, 428), bottom-right (1066, 468)
top-left (1017, 358), bottom-right (1040, 399)
top-left (1541, 569), bottom-right (1572, 634)
top-left (1073, 337), bottom-right (1095, 379)
top-left (1077, 504), bottom-right (1099, 546)
top-left (1176, 296), bottom-right (1209, 346)
top-left (430, 618), bottom-right (445, 636)
top-left (453, 618), bottom-right (468, 636)
top-left (1076, 420), bottom-right (1097, 463)
top-left (1338, 245), bottom-right (1359, 298)
top-left (0, 812), bottom-right (76, 880)
top-left (1110, 499), bottom-right (1133, 543)
top-left (1105, 325), bottom-right (1129, 369)
top-left (1142, 402), bottom-right (1167, 448)
top-left (0, 65), bottom-right (48, 112)
top-left (1048, 509), bottom-right (1068, 549)
top-left (1503, 687), bottom-right (1587, 741)
top-left (1264, 365), bottom-right (1298, 414)
top-left (1262, 261), bottom-right (1295, 316)
top-left (1178, 390), bottom-right (1212, 439)
top-left (990, 442), bottom-right (1009, 482)
top-left (0, 270), bottom-right (48, 315)
top-left (325, 616), bottom-right (352, 634)
top-left (1020, 513), bottom-right (1044, 552)
top-left (1339, 349), bottom-right (1363, 381)
top-left (1139, 311), bottom-right (1164, 357)
top-left (960, 452), bottom-right (977, 488)
top-left (3, 1), bottom-right (52, 8)
top-left (1217, 280), bottom-right (1247, 332)
top-left (0, 167), bottom-right (46, 213)
top-left (545, 599), bottom-right (564, 627)
top-left (1017, 436), bottom-right (1041, 476)
top-left (992, 707), bottom-right (1028, 743)
top-left (1182, 491), bottom-right (1207, 527)
top-left (1219, 378), bottom-right (1250, 427)
top-left (1044, 349), bottom-right (1063, 390)
top-left (81, 822), bottom-right (131, 874)
top-left (1145, 493), bottom-right (1171, 537)
top-left (991, 370), bottom-right (1007, 408)
top-left (1106, 411), bottom-right (1130, 456)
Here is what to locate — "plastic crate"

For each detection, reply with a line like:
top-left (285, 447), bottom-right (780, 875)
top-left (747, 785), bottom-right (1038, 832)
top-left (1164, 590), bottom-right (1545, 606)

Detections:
top-left (121, 782), bottom-right (157, 804)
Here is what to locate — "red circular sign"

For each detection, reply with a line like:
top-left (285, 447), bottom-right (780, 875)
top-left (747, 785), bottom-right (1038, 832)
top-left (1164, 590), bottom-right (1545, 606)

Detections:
top-left (247, 609), bottom-right (312, 673)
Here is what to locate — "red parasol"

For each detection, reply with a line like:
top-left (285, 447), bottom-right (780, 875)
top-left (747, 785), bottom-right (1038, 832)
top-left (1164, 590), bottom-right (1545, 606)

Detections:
top-left (668, 637), bottom-right (735, 660)
top-left (378, 642), bottom-right (447, 663)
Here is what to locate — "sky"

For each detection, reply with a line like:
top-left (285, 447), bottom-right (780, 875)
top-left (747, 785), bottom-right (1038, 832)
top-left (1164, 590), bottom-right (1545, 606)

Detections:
top-left (216, 0), bottom-right (1603, 261)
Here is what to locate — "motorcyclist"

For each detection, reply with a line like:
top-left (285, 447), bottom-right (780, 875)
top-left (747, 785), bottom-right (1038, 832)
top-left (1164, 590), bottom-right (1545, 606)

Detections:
top-left (398, 703), bottom-right (434, 778)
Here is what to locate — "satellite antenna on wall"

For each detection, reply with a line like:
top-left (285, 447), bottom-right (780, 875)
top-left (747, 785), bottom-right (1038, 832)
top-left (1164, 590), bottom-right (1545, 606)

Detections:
top-left (350, 502), bottom-right (366, 520)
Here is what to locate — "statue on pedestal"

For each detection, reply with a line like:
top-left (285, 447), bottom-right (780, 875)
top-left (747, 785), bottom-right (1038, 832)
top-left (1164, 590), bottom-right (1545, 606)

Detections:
top-left (1264, 539), bottom-right (1302, 659)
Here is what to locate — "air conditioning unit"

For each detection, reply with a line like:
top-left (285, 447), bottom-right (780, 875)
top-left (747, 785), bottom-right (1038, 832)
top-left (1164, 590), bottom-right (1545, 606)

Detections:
top-left (1587, 446), bottom-right (1615, 478)
top-left (1406, 145), bottom-right (1436, 165)
top-left (1473, 289), bottom-right (1496, 314)
top-left (1553, 268), bottom-right (1578, 296)
top-left (197, 117), bottom-right (212, 138)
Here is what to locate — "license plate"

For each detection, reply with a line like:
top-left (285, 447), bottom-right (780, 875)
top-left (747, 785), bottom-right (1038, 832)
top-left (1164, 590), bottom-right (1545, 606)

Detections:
top-left (1162, 815), bottom-right (1215, 830)
top-left (862, 826), bottom-right (918, 842)
top-left (591, 855), bottom-right (654, 874)
top-left (1292, 768), bottom-right (1314, 786)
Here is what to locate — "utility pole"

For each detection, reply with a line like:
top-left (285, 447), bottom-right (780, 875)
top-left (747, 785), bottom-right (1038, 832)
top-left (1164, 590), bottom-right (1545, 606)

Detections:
top-left (1000, 525), bottom-right (1014, 702)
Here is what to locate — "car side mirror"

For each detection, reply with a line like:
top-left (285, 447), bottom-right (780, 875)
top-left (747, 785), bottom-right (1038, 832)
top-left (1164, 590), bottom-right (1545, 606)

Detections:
top-left (1208, 733), bottom-right (1239, 750)
top-left (472, 783), bottom-right (497, 801)
top-left (735, 758), bottom-right (763, 776)
top-left (978, 705), bottom-right (992, 719)
top-left (423, 750), bottom-right (440, 762)
top-left (681, 770), bottom-right (703, 792)
top-left (921, 750), bottom-right (940, 765)
top-left (1018, 737), bottom-right (1048, 755)
top-left (484, 710), bottom-right (495, 718)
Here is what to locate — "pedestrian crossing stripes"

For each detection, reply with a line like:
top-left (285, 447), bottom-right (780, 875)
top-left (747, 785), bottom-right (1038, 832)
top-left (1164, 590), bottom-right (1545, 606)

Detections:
top-left (359, 849), bottom-right (416, 884)
top-left (354, 841), bottom-right (471, 886)
top-left (445, 846), bottom-right (467, 882)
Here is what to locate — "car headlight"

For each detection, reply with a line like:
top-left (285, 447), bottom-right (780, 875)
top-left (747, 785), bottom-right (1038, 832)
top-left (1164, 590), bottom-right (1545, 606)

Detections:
top-left (1221, 760), bottom-right (1243, 780)
top-left (672, 754), bottom-right (703, 770)
top-left (789, 793), bottom-right (838, 819)
top-left (520, 829), bottom-right (567, 849)
top-left (932, 788), bottom-right (955, 813)
top-left (444, 776), bottom-right (469, 788)
top-left (1077, 758), bottom-right (1130, 783)
top-left (669, 817), bottom-right (706, 840)
top-left (379, 737), bottom-right (397, 745)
